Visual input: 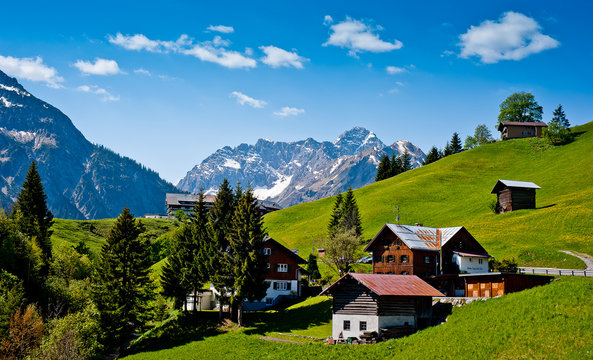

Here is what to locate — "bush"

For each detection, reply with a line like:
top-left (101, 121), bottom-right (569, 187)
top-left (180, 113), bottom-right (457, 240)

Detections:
top-left (489, 258), bottom-right (519, 273)
top-left (0, 270), bottom-right (26, 338)
top-left (0, 305), bottom-right (44, 359)
top-left (489, 199), bottom-right (500, 214)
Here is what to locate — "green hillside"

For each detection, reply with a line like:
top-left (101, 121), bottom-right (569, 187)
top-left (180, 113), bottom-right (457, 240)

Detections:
top-left (122, 277), bottom-right (593, 360)
top-left (265, 121), bottom-right (593, 269)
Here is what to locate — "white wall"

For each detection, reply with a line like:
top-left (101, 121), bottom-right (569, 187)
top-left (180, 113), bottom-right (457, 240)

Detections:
top-left (264, 280), bottom-right (298, 303)
top-left (185, 291), bottom-right (213, 311)
top-left (453, 254), bottom-right (489, 274)
top-left (332, 314), bottom-right (379, 339)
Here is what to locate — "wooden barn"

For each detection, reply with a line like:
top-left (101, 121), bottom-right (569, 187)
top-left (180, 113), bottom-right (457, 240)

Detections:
top-left (364, 224), bottom-right (491, 278)
top-left (426, 272), bottom-right (553, 298)
top-left (320, 273), bottom-right (443, 340)
top-left (491, 179), bottom-right (541, 213)
top-left (497, 121), bottom-right (548, 140)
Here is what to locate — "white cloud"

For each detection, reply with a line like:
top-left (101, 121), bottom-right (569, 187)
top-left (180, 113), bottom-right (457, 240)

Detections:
top-left (0, 55), bottom-right (64, 88)
top-left (77, 85), bottom-right (119, 101)
top-left (323, 15), bottom-right (333, 25)
top-left (109, 32), bottom-right (256, 69)
top-left (386, 66), bottom-right (406, 74)
top-left (323, 17), bottom-right (403, 56)
top-left (74, 58), bottom-right (122, 75)
top-left (458, 11), bottom-right (559, 64)
top-left (259, 46), bottom-right (309, 69)
top-left (207, 25), bottom-right (234, 34)
top-left (230, 91), bottom-right (266, 108)
top-left (274, 106), bottom-right (304, 117)
top-left (134, 68), bottom-right (151, 76)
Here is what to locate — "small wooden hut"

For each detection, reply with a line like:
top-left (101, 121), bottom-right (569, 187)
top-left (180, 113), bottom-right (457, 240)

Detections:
top-left (491, 179), bottom-right (541, 213)
top-left (320, 273), bottom-right (443, 341)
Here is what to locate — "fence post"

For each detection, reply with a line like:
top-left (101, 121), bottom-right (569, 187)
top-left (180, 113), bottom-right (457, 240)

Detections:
top-left (559, 270), bottom-right (561, 276)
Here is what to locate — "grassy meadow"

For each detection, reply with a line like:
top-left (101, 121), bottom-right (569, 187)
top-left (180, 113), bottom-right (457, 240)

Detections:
top-left (121, 277), bottom-right (593, 360)
top-left (265, 121), bottom-right (593, 269)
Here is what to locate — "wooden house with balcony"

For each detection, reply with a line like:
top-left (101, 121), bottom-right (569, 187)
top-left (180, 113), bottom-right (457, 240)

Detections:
top-left (364, 224), bottom-right (490, 278)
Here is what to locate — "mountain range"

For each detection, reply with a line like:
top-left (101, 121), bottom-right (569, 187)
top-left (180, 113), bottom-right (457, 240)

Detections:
top-left (177, 127), bottom-right (426, 207)
top-left (0, 70), bottom-right (177, 219)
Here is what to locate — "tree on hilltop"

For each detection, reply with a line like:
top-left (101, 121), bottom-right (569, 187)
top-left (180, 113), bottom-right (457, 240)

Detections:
top-left (497, 92), bottom-right (543, 126)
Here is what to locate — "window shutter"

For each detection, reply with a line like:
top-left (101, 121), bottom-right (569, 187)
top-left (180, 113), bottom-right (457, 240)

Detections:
top-left (286, 282), bottom-right (291, 290)
top-left (287, 264), bottom-right (291, 273)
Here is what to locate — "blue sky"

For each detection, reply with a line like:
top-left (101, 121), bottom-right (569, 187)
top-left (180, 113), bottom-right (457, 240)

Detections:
top-left (1, 0), bottom-right (592, 183)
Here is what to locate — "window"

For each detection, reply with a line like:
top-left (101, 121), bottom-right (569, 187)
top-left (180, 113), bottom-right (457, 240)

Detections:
top-left (424, 256), bottom-right (431, 264)
top-left (263, 248), bottom-right (271, 255)
top-left (265, 297), bottom-right (273, 305)
top-left (478, 259), bottom-right (483, 264)
top-left (401, 271), bottom-right (409, 275)
top-left (400, 255), bottom-right (409, 263)
top-left (374, 255), bottom-right (384, 263)
top-left (386, 255), bottom-right (395, 263)
top-left (276, 263), bottom-right (288, 272)
top-left (343, 320), bottom-right (351, 331)
top-left (272, 281), bottom-right (292, 291)
top-left (469, 258), bottom-right (472, 262)
top-left (360, 321), bottom-right (367, 331)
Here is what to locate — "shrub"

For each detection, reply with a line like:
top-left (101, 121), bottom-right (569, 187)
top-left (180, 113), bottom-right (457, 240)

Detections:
top-left (0, 305), bottom-right (44, 359)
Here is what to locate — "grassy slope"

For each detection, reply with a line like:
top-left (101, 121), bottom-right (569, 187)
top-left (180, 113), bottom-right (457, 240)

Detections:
top-left (265, 121), bottom-right (593, 268)
top-left (51, 217), bottom-right (178, 255)
top-left (122, 277), bottom-right (593, 360)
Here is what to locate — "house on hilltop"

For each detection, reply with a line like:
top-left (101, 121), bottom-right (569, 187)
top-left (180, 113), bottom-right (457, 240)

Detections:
top-left (321, 273), bottom-right (443, 341)
top-left (491, 179), bottom-right (541, 213)
top-left (497, 121), bottom-right (548, 140)
top-left (364, 224), bottom-right (491, 278)
top-left (165, 192), bottom-right (281, 217)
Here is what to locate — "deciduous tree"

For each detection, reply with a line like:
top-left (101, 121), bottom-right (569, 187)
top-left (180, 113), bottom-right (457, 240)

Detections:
top-left (497, 91), bottom-right (543, 126)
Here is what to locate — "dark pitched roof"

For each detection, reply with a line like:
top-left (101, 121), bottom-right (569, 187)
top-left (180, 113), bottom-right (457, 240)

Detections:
top-left (491, 179), bottom-right (541, 194)
top-left (264, 237), bottom-right (306, 264)
top-left (321, 273), bottom-right (444, 297)
top-left (497, 121), bottom-right (548, 131)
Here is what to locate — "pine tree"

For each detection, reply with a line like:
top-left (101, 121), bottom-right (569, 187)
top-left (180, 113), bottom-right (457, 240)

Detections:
top-left (160, 224), bottom-right (193, 310)
top-left (306, 254), bottom-right (321, 282)
top-left (327, 194), bottom-right (343, 239)
top-left (227, 189), bottom-right (269, 326)
top-left (92, 208), bottom-right (154, 347)
top-left (339, 186), bottom-right (363, 237)
top-left (206, 179), bottom-right (237, 319)
top-left (546, 104), bottom-right (572, 145)
top-left (188, 191), bottom-right (210, 311)
top-left (400, 151), bottom-right (412, 172)
top-left (12, 161), bottom-right (54, 270)
top-left (450, 132), bottom-right (462, 154)
top-left (389, 154), bottom-right (402, 177)
top-left (443, 141), bottom-right (453, 156)
top-left (375, 155), bottom-right (391, 182)
top-left (423, 146), bottom-right (441, 165)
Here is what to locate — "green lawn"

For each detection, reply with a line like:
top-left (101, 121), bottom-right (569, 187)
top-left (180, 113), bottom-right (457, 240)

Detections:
top-left (122, 277), bottom-right (593, 360)
top-left (265, 121), bottom-right (593, 269)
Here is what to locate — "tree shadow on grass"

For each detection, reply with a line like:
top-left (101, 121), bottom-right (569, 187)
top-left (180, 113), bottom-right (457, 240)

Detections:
top-left (243, 297), bottom-right (332, 336)
top-left (537, 204), bottom-right (557, 210)
top-left (123, 311), bottom-right (224, 356)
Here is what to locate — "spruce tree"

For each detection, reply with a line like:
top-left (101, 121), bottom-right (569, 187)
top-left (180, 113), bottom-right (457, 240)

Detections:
top-left (206, 179), bottom-right (237, 319)
top-left (375, 155), bottom-right (391, 182)
top-left (339, 186), bottom-right (363, 237)
top-left (92, 208), bottom-right (154, 347)
top-left (443, 141), bottom-right (453, 156)
top-left (423, 146), bottom-right (441, 165)
top-left (306, 254), bottom-right (321, 282)
top-left (390, 154), bottom-right (403, 177)
top-left (12, 161), bottom-right (54, 270)
top-left (546, 104), bottom-right (572, 145)
top-left (400, 151), bottom-right (412, 172)
top-left (450, 132), bottom-right (462, 154)
top-left (188, 191), bottom-right (209, 311)
top-left (160, 224), bottom-right (192, 310)
top-left (327, 193), bottom-right (343, 238)
top-left (227, 189), bottom-right (269, 326)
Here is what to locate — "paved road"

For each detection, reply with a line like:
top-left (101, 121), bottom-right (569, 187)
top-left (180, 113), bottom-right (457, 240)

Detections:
top-left (519, 250), bottom-right (593, 277)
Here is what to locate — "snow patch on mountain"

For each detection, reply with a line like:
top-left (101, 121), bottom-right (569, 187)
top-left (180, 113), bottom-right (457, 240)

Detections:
top-left (0, 84), bottom-right (30, 97)
top-left (253, 175), bottom-right (293, 199)
top-left (0, 96), bottom-right (23, 108)
top-left (223, 158), bottom-right (241, 169)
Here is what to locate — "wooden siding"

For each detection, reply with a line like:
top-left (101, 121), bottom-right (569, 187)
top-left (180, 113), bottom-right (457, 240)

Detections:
top-left (497, 187), bottom-right (536, 213)
top-left (377, 296), bottom-right (415, 316)
top-left (264, 242), bottom-right (301, 281)
top-left (332, 280), bottom-right (378, 315)
top-left (370, 229), bottom-right (436, 276)
top-left (464, 274), bottom-right (552, 297)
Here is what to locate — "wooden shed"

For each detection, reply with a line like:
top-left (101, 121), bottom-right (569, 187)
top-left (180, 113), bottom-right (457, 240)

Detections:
top-left (425, 273), bottom-right (553, 298)
top-left (320, 273), bottom-right (443, 340)
top-left (491, 179), bottom-right (541, 213)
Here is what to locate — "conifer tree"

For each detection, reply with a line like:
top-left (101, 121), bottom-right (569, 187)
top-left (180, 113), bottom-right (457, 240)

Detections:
top-left (92, 208), bottom-right (154, 347)
top-left (206, 179), bottom-right (237, 319)
top-left (227, 189), bottom-right (268, 326)
top-left (339, 186), bottom-right (363, 237)
top-left (546, 104), bottom-right (572, 145)
top-left (160, 224), bottom-right (192, 309)
top-left (400, 151), bottom-right (412, 172)
top-left (12, 161), bottom-right (54, 270)
top-left (306, 254), bottom-right (321, 282)
top-left (423, 146), bottom-right (441, 165)
top-left (188, 191), bottom-right (210, 311)
top-left (375, 155), bottom-right (391, 182)
top-left (443, 141), bottom-right (453, 156)
top-left (450, 132), bottom-right (462, 154)
top-left (327, 194), bottom-right (343, 238)
top-left (389, 154), bottom-right (401, 177)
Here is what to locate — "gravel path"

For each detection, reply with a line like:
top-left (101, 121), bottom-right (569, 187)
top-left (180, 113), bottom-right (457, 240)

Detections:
top-left (559, 250), bottom-right (593, 270)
